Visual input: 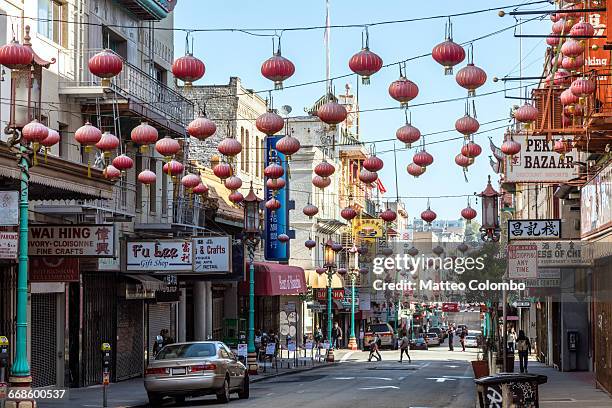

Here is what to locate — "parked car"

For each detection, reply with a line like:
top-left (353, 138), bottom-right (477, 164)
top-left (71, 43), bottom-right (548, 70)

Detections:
top-left (425, 332), bottom-right (440, 347)
top-left (363, 323), bottom-right (397, 350)
top-left (428, 327), bottom-right (445, 341)
top-left (410, 335), bottom-right (428, 350)
top-left (465, 335), bottom-right (479, 348)
top-left (144, 341), bottom-right (249, 406)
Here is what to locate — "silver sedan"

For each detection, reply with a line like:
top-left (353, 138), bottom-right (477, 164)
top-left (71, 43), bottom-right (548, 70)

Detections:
top-left (144, 341), bottom-right (249, 405)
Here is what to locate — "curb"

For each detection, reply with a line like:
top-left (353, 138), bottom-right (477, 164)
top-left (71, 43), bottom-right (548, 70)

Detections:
top-left (251, 361), bottom-right (340, 383)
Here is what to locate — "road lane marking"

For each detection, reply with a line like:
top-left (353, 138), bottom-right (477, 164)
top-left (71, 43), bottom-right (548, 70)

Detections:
top-left (334, 377), bottom-right (355, 380)
top-left (444, 365), bottom-right (460, 368)
top-left (359, 385), bottom-right (399, 390)
top-left (443, 375), bottom-right (473, 379)
top-left (340, 351), bottom-right (355, 362)
top-left (427, 377), bottom-right (457, 383)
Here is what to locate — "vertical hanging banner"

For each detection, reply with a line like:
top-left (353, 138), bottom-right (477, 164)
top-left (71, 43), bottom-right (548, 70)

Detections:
top-left (264, 135), bottom-right (290, 262)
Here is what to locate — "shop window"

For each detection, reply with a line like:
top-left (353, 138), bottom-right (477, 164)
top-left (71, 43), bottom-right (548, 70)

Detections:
top-left (38, 0), bottom-right (68, 48)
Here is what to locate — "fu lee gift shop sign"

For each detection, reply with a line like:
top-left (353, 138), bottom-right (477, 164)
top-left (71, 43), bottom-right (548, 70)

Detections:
top-left (28, 225), bottom-right (115, 257)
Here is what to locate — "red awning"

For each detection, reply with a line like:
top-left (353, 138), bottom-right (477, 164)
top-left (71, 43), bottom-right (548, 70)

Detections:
top-left (240, 262), bottom-right (307, 296)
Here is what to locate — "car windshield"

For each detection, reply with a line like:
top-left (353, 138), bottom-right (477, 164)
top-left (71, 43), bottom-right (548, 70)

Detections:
top-left (156, 343), bottom-right (217, 360)
top-left (369, 324), bottom-right (390, 333)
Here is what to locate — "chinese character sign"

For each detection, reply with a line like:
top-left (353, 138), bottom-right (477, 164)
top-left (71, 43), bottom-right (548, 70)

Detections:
top-left (508, 219), bottom-right (561, 240)
top-left (264, 136), bottom-right (289, 262)
top-left (127, 240), bottom-right (192, 271)
top-left (28, 225), bottom-right (116, 257)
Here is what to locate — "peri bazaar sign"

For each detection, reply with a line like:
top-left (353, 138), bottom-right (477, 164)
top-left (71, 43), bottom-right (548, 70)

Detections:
top-left (504, 135), bottom-right (579, 183)
top-left (508, 219), bottom-right (561, 240)
top-left (127, 240), bottom-right (192, 271)
top-left (28, 225), bottom-right (115, 257)
top-left (193, 237), bottom-right (231, 273)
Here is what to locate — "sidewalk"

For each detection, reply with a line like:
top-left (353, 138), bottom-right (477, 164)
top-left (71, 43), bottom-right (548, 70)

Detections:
top-left (38, 349), bottom-right (352, 408)
top-left (521, 361), bottom-right (612, 407)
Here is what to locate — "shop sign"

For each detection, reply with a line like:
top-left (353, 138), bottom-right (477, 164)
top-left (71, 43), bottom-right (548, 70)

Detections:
top-left (524, 278), bottom-right (560, 288)
top-left (193, 236), bottom-right (231, 273)
top-left (504, 134), bottom-right (579, 183)
top-left (28, 224), bottom-right (115, 257)
top-left (581, 162), bottom-right (612, 238)
top-left (508, 219), bottom-right (561, 240)
top-left (508, 244), bottom-right (538, 279)
top-left (0, 191), bottom-right (18, 226)
top-left (124, 283), bottom-right (156, 299)
top-left (237, 344), bottom-right (247, 358)
top-left (315, 288), bottom-right (344, 301)
top-left (538, 268), bottom-right (560, 280)
top-left (264, 135), bottom-right (290, 262)
top-left (358, 290), bottom-right (371, 311)
top-left (0, 232), bottom-right (17, 259)
top-left (29, 258), bottom-right (79, 282)
top-left (352, 218), bottom-right (384, 239)
top-left (126, 240), bottom-right (192, 271)
top-left (532, 241), bottom-right (589, 267)
top-left (442, 302), bottom-right (459, 312)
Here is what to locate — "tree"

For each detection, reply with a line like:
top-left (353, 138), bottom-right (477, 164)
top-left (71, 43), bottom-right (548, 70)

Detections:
top-left (454, 242), bottom-right (506, 304)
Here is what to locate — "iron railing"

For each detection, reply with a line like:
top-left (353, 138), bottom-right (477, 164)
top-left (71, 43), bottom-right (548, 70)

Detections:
top-left (62, 49), bottom-right (194, 127)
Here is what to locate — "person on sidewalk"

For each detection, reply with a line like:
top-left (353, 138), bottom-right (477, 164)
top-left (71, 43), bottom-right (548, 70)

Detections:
top-left (447, 326), bottom-right (454, 351)
top-left (516, 330), bottom-right (532, 373)
top-left (331, 322), bottom-right (343, 349)
top-left (368, 333), bottom-right (382, 362)
top-left (460, 327), bottom-right (467, 352)
top-left (358, 327), bottom-right (364, 350)
top-left (399, 333), bottom-right (411, 363)
top-left (508, 328), bottom-right (517, 353)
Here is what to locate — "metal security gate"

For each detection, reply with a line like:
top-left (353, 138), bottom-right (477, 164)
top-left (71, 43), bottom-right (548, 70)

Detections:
top-left (31, 293), bottom-right (57, 387)
top-left (116, 300), bottom-right (144, 381)
top-left (594, 258), bottom-right (612, 395)
top-left (147, 303), bottom-right (174, 363)
top-left (82, 273), bottom-right (115, 387)
top-left (213, 296), bottom-right (224, 341)
top-left (0, 266), bottom-right (16, 354)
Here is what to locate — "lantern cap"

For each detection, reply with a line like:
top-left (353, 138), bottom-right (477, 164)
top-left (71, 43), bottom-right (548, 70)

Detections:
top-left (479, 175), bottom-right (500, 198)
top-left (243, 182), bottom-right (261, 203)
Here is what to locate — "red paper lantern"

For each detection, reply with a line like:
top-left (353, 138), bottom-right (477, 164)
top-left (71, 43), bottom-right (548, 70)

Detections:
top-left (163, 160), bottom-right (184, 177)
top-left (570, 20), bottom-right (595, 38)
top-left (131, 122), bottom-right (158, 148)
top-left (193, 183), bottom-right (209, 195)
top-left (461, 141), bottom-right (482, 159)
top-left (305, 239), bottom-right (316, 249)
top-left (413, 150), bottom-right (434, 169)
top-left (312, 175), bottom-right (331, 189)
top-left (264, 163), bottom-right (284, 179)
top-left (421, 207), bottom-right (437, 224)
top-left (96, 131), bottom-right (120, 154)
top-left (137, 169), bottom-right (157, 185)
top-left (388, 76), bottom-right (419, 107)
top-left (155, 136), bottom-right (181, 158)
top-left (553, 138), bottom-right (573, 155)
top-left (561, 39), bottom-right (584, 59)
top-left (358, 169), bottom-right (378, 183)
top-left (349, 47), bottom-right (383, 85)
top-left (229, 191), bottom-right (244, 204)
top-left (75, 122), bottom-right (102, 148)
top-left (341, 207), bottom-right (357, 221)
top-left (562, 54), bottom-right (584, 71)
top-left (103, 165), bottom-right (121, 180)
top-left (0, 39), bottom-right (33, 69)
top-left (275, 135), bottom-right (301, 158)
top-left (570, 77), bottom-right (595, 98)
top-left (456, 63), bottom-right (487, 97)
top-left (88, 49), bottom-right (123, 85)
top-left (501, 138), bottom-right (521, 156)
top-left (514, 104), bottom-right (539, 127)
top-left (218, 138), bottom-right (242, 157)
top-left (41, 129), bottom-right (60, 148)
top-left (256, 111), bottom-right (284, 135)
top-left (314, 160), bottom-right (335, 178)
top-left (266, 178), bottom-right (286, 191)
top-left (213, 162), bottom-right (232, 180)
top-left (546, 35), bottom-right (560, 47)
top-left (363, 156), bottom-right (383, 172)
top-left (380, 209), bottom-right (397, 223)
top-left (278, 234), bottom-right (290, 243)
top-left (187, 116), bottom-right (216, 140)
top-left (224, 175), bottom-right (242, 191)
top-left (112, 154), bottom-right (133, 171)
top-left (316, 267), bottom-right (326, 275)
top-left (455, 153), bottom-right (471, 168)
top-left (22, 119), bottom-right (48, 144)
top-left (461, 205), bottom-right (477, 223)
top-left (265, 198), bottom-right (281, 211)
top-left (172, 53), bottom-right (205, 86)
top-left (303, 204), bottom-right (319, 218)
top-left (552, 19), bottom-right (574, 35)
top-left (407, 162), bottom-right (426, 177)
top-left (261, 47), bottom-right (295, 89)
top-left (546, 69), bottom-right (571, 87)
top-left (317, 101), bottom-right (347, 129)
top-left (455, 115), bottom-right (480, 137)
top-left (182, 173), bottom-right (201, 190)
top-left (432, 34), bottom-right (466, 75)
top-left (396, 123), bottom-right (421, 148)
top-left (407, 247), bottom-right (419, 257)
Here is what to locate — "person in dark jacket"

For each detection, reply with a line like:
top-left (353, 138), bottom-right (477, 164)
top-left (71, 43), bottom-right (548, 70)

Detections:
top-left (331, 322), bottom-right (343, 349)
top-left (447, 326), bottom-right (454, 351)
top-left (516, 330), bottom-right (532, 373)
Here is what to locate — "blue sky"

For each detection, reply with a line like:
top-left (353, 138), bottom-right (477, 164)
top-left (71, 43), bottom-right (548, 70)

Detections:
top-left (174, 1), bottom-right (548, 221)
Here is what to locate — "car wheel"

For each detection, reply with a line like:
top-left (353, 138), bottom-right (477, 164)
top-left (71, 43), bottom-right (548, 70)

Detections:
top-left (216, 376), bottom-right (231, 403)
top-left (148, 392), bottom-right (163, 407)
top-left (238, 373), bottom-right (250, 399)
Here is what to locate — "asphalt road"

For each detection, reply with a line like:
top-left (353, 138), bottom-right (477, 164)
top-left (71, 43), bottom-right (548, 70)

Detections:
top-left (155, 347), bottom-right (479, 408)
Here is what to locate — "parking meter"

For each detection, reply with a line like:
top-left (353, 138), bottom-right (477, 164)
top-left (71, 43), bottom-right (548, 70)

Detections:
top-left (101, 343), bottom-right (111, 407)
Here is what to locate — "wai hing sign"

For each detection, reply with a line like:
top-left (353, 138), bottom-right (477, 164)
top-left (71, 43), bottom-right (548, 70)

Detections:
top-left (28, 225), bottom-right (115, 257)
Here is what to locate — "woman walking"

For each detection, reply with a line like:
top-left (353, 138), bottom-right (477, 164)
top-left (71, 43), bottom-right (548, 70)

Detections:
top-left (368, 333), bottom-right (382, 362)
top-left (398, 332), bottom-right (411, 363)
top-left (516, 330), bottom-right (532, 373)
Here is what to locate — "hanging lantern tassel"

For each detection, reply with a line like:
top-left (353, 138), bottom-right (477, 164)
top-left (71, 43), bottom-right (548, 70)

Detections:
top-left (85, 145), bottom-right (93, 178)
top-left (44, 146), bottom-right (48, 164)
top-left (286, 157), bottom-right (291, 178)
top-left (140, 145), bottom-right (148, 153)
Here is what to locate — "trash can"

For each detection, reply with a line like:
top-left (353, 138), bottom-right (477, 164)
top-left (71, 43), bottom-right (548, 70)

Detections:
top-left (474, 373), bottom-right (547, 408)
top-left (495, 352), bottom-right (515, 373)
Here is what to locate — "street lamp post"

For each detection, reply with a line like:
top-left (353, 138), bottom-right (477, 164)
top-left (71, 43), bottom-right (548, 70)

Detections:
top-left (323, 239), bottom-right (337, 361)
top-left (347, 244), bottom-right (359, 350)
top-left (243, 183), bottom-right (262, 375)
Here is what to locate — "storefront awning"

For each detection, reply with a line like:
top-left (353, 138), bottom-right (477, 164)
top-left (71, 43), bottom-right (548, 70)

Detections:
top-left (240, 262), bottom-right (307, 296)
top-left (125, 274), bottom-right (166, 292)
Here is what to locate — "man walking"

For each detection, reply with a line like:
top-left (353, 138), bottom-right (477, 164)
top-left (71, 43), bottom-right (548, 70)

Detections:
top-left (368, 333), bottom-right (382, 362)
top-left (331, 322), bottom-right (343, 349)
top-left (447, 326), bottom-right (454, 351)
top-left (460, 327), bottom-right (467, 352)
top-left (399, 332), bottom-right (411, 363)
top-left (516, 330), bottom-right (532, 373)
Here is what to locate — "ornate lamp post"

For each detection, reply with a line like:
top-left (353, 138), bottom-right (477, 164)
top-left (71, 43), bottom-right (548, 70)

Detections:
top-left (323, 239), bottom-right (337, 361)
top-left (3, 26), bottom-right (53, 400)
top-left (347, 245), bottom-right (359, 350)
top-left (243, 183), bottom-right (262, 375)
top-left (478, 175), bottom-right (501, 242)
